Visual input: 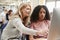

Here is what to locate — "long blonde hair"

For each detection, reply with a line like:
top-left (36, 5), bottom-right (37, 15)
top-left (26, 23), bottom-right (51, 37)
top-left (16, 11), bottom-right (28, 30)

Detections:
top-left (15, 3), bottom-right (31, 19)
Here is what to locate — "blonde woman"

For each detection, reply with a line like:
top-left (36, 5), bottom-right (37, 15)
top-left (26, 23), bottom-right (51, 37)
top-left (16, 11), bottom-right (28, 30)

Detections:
top-left (1, 3), bottom-right (41, 40)
top-left (19, 3), bottom-right (31, 40)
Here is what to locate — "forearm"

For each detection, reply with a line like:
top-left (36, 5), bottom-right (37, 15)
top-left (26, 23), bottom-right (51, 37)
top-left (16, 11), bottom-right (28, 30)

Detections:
top-left (13, 18), bottom-right (38, 35)
top-left (21, 27), bottom-right (37, 35)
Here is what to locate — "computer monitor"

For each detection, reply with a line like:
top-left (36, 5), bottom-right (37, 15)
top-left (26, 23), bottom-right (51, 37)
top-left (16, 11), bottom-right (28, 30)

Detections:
top-left (47, 8), bottom-right (60, 40)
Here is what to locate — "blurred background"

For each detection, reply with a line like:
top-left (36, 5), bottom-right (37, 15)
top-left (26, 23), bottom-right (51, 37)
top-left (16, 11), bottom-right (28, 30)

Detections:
top-left (0, 0), bottom-right (60, 40)
top-left (0, 0), bottom-right (60, 13)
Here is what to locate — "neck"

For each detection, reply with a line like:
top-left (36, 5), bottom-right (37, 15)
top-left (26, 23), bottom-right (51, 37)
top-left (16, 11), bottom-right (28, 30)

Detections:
top-left (39, 19), bottom-right (44, 22)
top-left (22, 16), bottom-right (29, 26)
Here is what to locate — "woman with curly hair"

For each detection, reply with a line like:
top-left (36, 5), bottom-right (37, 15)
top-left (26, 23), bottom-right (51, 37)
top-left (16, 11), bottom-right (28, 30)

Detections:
top-left (29, 5), bottom-right (51, 40)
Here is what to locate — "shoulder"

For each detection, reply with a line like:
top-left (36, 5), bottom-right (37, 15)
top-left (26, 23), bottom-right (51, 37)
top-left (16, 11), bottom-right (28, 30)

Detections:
top-left (45, 20), bottom-right (51, 26)
top-left (9, 15), bottom-right (22, 24)
top-left (30, 22), bottom-right (36, 27)
top-left (13, 17), bottom-right (22, 23)
top-left (46, 20), bottom-right (51, 23)
top-left (10, 15), bottom-right (22, 21)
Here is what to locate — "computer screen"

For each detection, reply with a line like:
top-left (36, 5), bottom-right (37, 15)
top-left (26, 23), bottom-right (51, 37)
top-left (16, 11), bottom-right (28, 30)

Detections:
top-left (47, 8), bottom-right (60, 40)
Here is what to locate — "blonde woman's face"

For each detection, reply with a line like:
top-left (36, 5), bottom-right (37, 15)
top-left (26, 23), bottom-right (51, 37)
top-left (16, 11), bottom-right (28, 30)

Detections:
top-left (21, 5), bottom-right (31, 17)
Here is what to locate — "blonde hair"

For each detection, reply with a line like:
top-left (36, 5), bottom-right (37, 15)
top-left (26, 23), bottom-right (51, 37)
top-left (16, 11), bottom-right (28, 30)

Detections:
top-left (15, 3), bottom-right (31, 19)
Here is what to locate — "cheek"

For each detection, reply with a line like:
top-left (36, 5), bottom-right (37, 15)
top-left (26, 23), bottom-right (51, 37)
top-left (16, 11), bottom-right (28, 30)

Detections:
top-left (25, 10), bottom-right (30, 13)
top-left (24, 13), bottom-right (29, 16)
top-left (39, 14), bottom-right (41, 18)
top-left (43, 14), bottom-right (46, 17)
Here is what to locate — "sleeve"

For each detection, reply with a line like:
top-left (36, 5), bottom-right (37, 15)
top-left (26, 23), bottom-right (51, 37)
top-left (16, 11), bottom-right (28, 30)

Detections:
top-left (47, 20), bottom-right (51, 29)
top-left (46, 20), bottom-right (51, 28)
top-left (0, 14), bottom-right (3, 21)
top-left (13, 18), bottom-right (38, 35)
top-left (0, 16), bottom-right (2, 22)
top-left (0, 14), bottom-right (4, 22)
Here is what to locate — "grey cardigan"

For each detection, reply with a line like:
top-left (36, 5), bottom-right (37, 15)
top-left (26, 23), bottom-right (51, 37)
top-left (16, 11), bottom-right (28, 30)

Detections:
top-left (1, 16), bottom-right (37, 40)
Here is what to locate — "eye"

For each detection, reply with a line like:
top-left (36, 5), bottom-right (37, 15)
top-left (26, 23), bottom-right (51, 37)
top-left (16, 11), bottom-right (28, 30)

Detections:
top-left (43, 11), bottom-right (46, 14)
top-left (26, 8), bottom-right (30, 10)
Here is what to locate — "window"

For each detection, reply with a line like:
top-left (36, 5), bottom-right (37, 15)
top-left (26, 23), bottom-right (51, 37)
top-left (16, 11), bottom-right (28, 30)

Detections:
top-left (46, 1), bottom-right (55, 12)
top-left (56, 1), bottom-right (60, 8)
top-left (22, 0), bottom-right (30, 2)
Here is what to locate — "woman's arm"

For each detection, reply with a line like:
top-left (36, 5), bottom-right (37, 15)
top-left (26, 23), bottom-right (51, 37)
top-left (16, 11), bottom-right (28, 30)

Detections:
top-left (13, 18), bottom-right (38, 35)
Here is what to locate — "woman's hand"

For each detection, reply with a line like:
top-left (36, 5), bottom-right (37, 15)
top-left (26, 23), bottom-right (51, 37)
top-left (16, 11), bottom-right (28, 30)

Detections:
top-left (36, 30), bottom-right (48, 35)
top-left (36, 30), bottom-right (43, 36)
top-left (29, 35), bottom-right (34, 40)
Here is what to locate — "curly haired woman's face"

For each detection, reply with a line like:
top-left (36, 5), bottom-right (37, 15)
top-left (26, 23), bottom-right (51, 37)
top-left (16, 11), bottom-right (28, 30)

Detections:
top-left (39, 8), bottom-right (46, 21)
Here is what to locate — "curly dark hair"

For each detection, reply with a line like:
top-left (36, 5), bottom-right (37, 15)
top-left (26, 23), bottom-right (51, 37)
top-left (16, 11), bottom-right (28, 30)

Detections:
top-left (30, 5), bottom-right (50, 22)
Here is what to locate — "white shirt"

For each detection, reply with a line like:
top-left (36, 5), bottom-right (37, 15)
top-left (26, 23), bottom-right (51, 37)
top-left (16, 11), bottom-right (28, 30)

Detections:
top-left (0, 12), bottom-right (7, 24)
